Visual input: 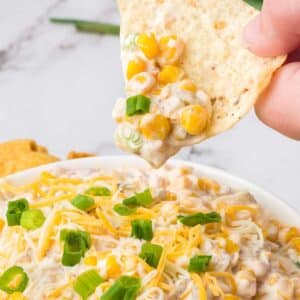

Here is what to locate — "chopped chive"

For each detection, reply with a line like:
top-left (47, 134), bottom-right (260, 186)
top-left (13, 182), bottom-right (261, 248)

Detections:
top-left (6, 199), bottom-right (29, 226)
top-left (178, 212), bottom-right (221, 226)
top-left (50, 18), bottom-right (120, 35)
top-left (113, 204), bottom-right (136, 216)
top-left (60, 229), bottom-right (91, 249)
top-left (123, 188), bottom-right (153, 207)
top-left (101, 276), bottom-right (141, 300)
top-left (139, 242), bottom-right (163, 268)
top-left (242, 0), bottom-right (263, 10)
top-left (85, 186), bottom-right (111, 196)
top-left (188, 255), bottom-right (212, 273)
top-left (71, 194), bottom-right (95, 211)
top-left (73, 269), bottom-right (104, 300)
top-left (126, 95), bottom-right (151, 116)
top-left (131, 219), bottom-right (153, 241)
top-left (0, 266), bottom-right (29, 294)
top-left (20, 209), bottom-right (45, 230)
top-left (61, 230), bottom-right (91, 266)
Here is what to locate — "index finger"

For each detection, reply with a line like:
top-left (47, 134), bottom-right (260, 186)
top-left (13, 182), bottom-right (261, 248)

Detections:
top-left (244, 0), bottom-right (300, 56)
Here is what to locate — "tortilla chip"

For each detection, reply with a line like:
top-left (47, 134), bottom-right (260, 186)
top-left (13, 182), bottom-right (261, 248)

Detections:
top-left (0, 140), bottom-right (59, 177)
top-left (67, 151), bottom-right (95, 160)
top-left (117, 0), bottom-right (285, 137)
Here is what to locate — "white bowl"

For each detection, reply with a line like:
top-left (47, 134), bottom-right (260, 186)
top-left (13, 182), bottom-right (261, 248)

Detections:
top-left (3, 155), bottom-right (299, 226)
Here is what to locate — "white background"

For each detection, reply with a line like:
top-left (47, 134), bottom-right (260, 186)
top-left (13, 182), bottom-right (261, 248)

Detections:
top-left (0, 0), bottom-right (299, 208)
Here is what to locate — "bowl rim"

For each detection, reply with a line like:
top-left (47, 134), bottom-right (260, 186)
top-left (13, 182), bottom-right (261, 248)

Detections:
top-left (2, 155), bottom-right (299, 225)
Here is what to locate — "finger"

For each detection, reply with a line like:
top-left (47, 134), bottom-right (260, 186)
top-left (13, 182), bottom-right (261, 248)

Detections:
top-left (244, 0), bottom-right (300, 56)
top-left (255, 62), bottom-right (300, 140)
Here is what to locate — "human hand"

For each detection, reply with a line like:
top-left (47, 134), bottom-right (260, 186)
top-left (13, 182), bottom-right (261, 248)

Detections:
top-left (244, 0), bottom-right (300, 140)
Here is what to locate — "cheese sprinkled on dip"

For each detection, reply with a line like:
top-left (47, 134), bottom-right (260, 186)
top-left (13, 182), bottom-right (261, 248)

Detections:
top-left (0, 165), bottom-right (299, 299)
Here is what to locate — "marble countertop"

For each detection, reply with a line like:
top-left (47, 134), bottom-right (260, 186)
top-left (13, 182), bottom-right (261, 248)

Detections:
top-left (0, 0), bottom-right (299, 208)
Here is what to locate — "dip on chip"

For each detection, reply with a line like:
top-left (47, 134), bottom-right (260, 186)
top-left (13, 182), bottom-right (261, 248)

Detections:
top-left (113, 0), bottom-right (285, 167)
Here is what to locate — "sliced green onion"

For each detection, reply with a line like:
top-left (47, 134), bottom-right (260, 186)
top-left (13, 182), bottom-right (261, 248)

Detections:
top-left (178, 212), bottom-right (221, 226)
top-left (115, 126), bottom-right (143, 152)
top-left (139, 242), bottom-right (163, 268)
top-left (126, 95), bottom-right (151, 116)
top-left (20, 209), bottom-right (45, 230)
top-left (73, 269), bottom-right (104, 300)
top-left (50, 18), bottom-right (120, 35)
top-left (123, 189), bottom-right (153, 207)
top-left (0, 266), bottom-right (29, 294)
top-left (135, 189), bottom-right (153, 206)
top-left (113, 204), bottom-right (136, 216)
top-left (61, 230), bottom-right (91, 266)
top-left (85, 186), bottom-right (111, 196)
top-left (71, 194), bottom-right (95, 211)
top-left (242, 0), bottom-right (263, 10)
top-left (101, 276), bottom-right (141, 300)
top-left (188, 255), bottom-right (212, 273)
top-left (6, 198), bottom-right (29, 226)
top-left (131, 219), bottom-right (153, 241)
top-left (60, 229), bottom-right (91, 249)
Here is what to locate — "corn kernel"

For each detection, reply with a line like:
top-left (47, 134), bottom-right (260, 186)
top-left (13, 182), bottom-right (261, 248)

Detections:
top-left (8, 293), bottom-right (27, 300)
top-left (0, 218), bottom-right (4, 231)
top-left (106, 255), bottom-right (121, 279)
top-left (223, 294), bottom-right (240, 300)
top-left (180, 105), bottom-right (209, 135)
top-left (127, 58), bottom-right (146, 80)
top-left (159, 35), bottom-right (184, 65)
top-left (180, 80), bottom-right (197, 93)
top-left (158, 65), bottom-right (183, 85)
top-left (225, 239), bottom-right (240, 254)
top-left (286, 227), bottom-right (300, 242)
top-left (140, 114), bottom-right (171, 140)
top-left (198, 178), bottom-right (220, 193)
top-left (264, 220), bottom-right (280, 242)
top-left (84, 255), bottom-right (97, 266)
top-left (290, 238), bottom-right (300, 254)
top-left (279, 227), bottom-right (300, 244)
top-left (137, 33), bottom-right (160, 59)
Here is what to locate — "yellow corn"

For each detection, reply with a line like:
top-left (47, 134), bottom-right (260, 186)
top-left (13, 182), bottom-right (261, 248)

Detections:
top-left (0, 218), bottom-right (4, 231)
top-left (180, 80), bottom-right (197, 93)
top-left (180, 105), bottom-right (209, 135)
top-left (279, 227), bottom-right (300, 244)
top-left (106, 255), bottom-right (121, 279)
top-left (290, 238), bottom-right (300, 254)
top-left (285, 227), bottom-right (300, 242)
top-left (225, 239), bottom-right (240, 254)
top-left (84, 255), bottom-right (97, 266)
top-left (137, 33), bottom-right (160, 59)
top-left (158, 65), bottom-right (183, 85)
top-left (8, 293), bottom-right (27, 300)
top-left (198, 178), bottom-right (220, 193)
top-left (127, 58), bottom-right (146, 80)
top-left (223, 295), bottom-right (240, 300)
top-left (159, 35), bottom-right (184, 65)
top-left (140, 114), bottom-right (171, 140)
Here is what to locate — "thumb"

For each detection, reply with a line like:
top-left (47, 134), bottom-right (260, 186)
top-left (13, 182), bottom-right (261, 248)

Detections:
top-left (255, 62), bottom-right (300, 140)
top-left (244, 0), bottom-right (300, 56)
